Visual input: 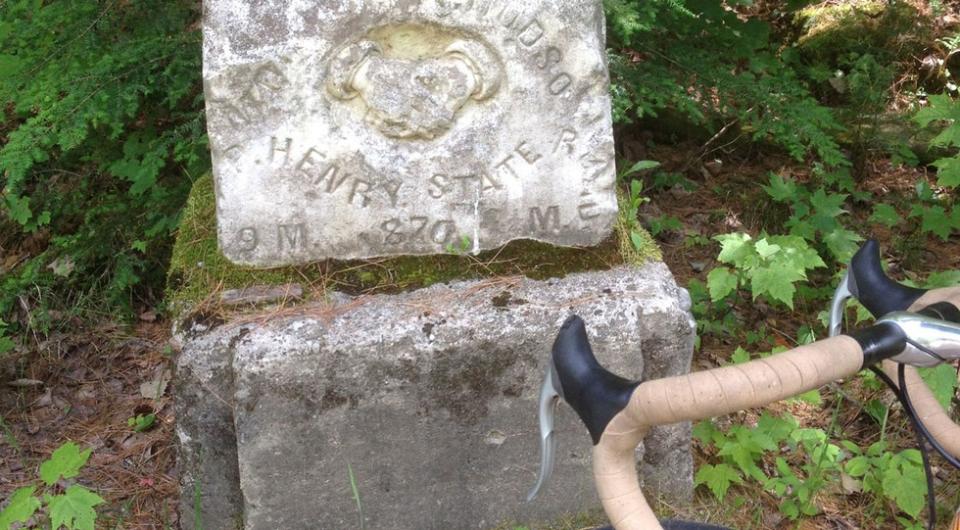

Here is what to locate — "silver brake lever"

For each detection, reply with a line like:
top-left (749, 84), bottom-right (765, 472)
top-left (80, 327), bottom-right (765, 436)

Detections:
top-left (526, 359), bottom-right (564, 502)
top-left (829, 271), bottom-right (853, 338)
top-left (879, 311), bottom-right (960, 367)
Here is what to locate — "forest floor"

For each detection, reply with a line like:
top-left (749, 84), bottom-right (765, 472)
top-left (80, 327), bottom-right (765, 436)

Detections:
top-left (0, 147), bottom-right (958, 529)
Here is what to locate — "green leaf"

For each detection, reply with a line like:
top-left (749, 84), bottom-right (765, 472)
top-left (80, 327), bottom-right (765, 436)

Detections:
top-left (918, 365), bottom-right (958, 410)
top-left (924, 270), bottom-right (960, 289)
top-left (46, 485), bottom-right (104, 530)
top-left (750, 261), bottom-right (805, 308)
top-left (915, 94), bottom-right (960, 128)
top-left (0, 487), bottom-right (41, 529)
top-left (882, 458), bottom-right (926, 518)
top-left (620, 160), bottom-right (660, 179)
top-left (869, 204), bottom-right (900, 228)
top-left (845, 456), bottom-right (870, 477)
top-left (715, 233), bottom-right (753, 265)
top-left (730, 347), bottom-right (750, 365)
top-left (809, 188), bottom-right (848, 218)
top-left (707, 267), bottom-right (739, 302)
top-left (913, 205), bottom-right (954, 240)
top-left (695, 463), bottom-right (742, 501)
top-left (932, 156), bottom-right (960, 188)
top-left (630, 231), bottom-right (646, 252)
top-left (692, 420), bottom-right (722, 446)
top-left (40, 442), bottom-right (92, 486)
top-left (823, 228), bottom-right (864, 263)
top-left (763, 173), bottom-right (797, 202)
top-left (792, 389), bottom-right (822, 406)
top-left (3, 194), bottom-right (32, 225)
top-left (754, 239), bottom-right (781, 259)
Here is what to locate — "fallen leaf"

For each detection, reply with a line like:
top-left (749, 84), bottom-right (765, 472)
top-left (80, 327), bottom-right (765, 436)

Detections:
top-left (47, 256), bottom-right (75, 278)
top-left (139, 370), bottom-right (170, 400)
top-left (841, 472), bottom-right (862, 494)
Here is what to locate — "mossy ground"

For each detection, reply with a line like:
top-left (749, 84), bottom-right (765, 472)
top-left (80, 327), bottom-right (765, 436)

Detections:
top-left (796, 0), bottom-right (928, 62)
top-left (165, 174), bottom-right (660, 313)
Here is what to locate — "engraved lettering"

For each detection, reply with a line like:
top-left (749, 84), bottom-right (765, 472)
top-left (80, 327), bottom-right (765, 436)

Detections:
top-left (578, 202), bottom-right (601, 221)
top-left (270, 137), bottom-right (293, 165)
top-left (554, 129), bottom-right (578, 155)
top-left (278, 224), bottom-right (306, 252)
top-left (453, 175), bottom-right (478, 195)
top-left (349, 179), bottom-right (373, 207)
top-left (529, 206), bottom-right (561, 232)
top-left (518, 19), bottom-right (545, 47)
top-left (382, 180), bottom-right (403, 207)
top-left (381, 219), bottom-right (405, 245)
top-left (431, 220), bottom-right (456, 244)
top-left (223, 144), bottom-right (244, 161)
top-left (549, 73), bottom-right (573, 96)
top-left (317, 166), bottom-right (350, 193)
top-left (515, 142), bottom-right (542, 165)
top-left (411, 217), bottom-right (430, 242)
top-left (430, 174), bottom-right (452, 199)
top-left (238, 228), bottom-right (258, 251)
top-left (221, 102), bottom-right (250, 127)
top-left (581, 152), bottom-right (615, 183)
top-left (479, 170), bottom-right (503, 191)
top-left (296, 148), bottom-right (323, 176)
top-left (494, 154), bottom-right (520, 180)
top-left (536, 47), bottom-right (563, 70)
top-left (497, 7), bottom-right (520, 29)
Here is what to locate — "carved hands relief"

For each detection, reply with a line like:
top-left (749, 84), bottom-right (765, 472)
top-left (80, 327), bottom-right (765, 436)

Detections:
top-left (327, 28), bottom-right (503, 140)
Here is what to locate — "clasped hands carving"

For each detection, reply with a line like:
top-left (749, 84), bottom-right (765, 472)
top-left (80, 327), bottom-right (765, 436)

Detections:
top-left (327, 38), bottom-right (503, 140)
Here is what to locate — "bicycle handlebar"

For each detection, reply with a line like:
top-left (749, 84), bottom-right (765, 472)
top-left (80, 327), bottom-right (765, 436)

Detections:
top-left (534, 296), bottom-right (960, 529)
top-left (530, 240), bottom-right (960, 530)
top-left (831, 240), bottom-right (960, 460)
top-left (597, 336), bottom-right (864, 529)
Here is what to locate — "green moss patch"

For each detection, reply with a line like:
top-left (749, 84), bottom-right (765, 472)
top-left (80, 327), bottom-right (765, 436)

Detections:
top-left (166, 174), bottom-right (660, 312)
top-left (796, 1), bottom-right (927, 63)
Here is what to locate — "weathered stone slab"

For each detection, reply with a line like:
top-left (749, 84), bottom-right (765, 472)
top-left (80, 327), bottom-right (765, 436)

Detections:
top-left (203, 1), bottom-right (618, 266)
top-left (176, 264), bottom-right (696, 529)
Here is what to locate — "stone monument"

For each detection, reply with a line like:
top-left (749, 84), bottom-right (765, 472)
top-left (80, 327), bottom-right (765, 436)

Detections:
top-left (175, 1), bottom-right (696, 529)
top-left (203, 0), bottom-right (618, 266)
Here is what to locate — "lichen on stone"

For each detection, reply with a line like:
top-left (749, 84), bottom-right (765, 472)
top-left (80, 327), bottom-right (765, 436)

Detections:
top-left (165, 173), bottom-right (661, 315)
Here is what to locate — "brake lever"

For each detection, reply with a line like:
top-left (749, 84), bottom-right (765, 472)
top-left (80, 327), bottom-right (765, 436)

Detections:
top-left (879, 311), bottom-right (960, 367)
top-left (829, 270), bottom-right (854, 338)
top-left (527, 359), bottom-right (563, 502)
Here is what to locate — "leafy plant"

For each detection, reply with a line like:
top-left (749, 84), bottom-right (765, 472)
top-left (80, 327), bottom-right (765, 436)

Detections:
top-left (605, 0), bottom-right (845, 165)
top-left (695, 413), bottom-right (931, 525)
top-left (707, 233), bottom-right (826, 308)
top-left (916, 94), bottom-right (960, 189)
top-left (762, 172), bottom-right (864, 263)
top-left (619, 160), bottom-right (660, 252)
top-left (646, 215), bottom-right (683, 238)
top-left (0, 442), bottom-right (103, 530)
top-left (127, 413), bottom-right (156, 433)
top-left (0, 1), bottom-right (207, 341)
top-left (843, 442), bottom-right (927, 522)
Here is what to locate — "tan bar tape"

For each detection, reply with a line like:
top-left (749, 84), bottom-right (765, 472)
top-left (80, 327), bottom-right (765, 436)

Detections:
top-left (890, 288), bottom-right (960, 460)
top-left (593, 336), bottom-right (865, 530)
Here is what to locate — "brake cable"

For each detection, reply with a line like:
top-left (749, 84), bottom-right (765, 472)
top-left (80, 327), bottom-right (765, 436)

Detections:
top-left (871, 366), bottom-right (938, 530)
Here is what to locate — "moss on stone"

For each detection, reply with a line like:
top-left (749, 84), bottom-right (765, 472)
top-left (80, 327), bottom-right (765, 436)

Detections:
top-left (795, 0), bottom-right (926, 63)
top-left (166, 174), bottom-right (661, 312)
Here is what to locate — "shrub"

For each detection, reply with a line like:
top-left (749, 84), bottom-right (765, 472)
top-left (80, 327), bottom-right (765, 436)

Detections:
top-left (0, 1), bottom-right (207, 340)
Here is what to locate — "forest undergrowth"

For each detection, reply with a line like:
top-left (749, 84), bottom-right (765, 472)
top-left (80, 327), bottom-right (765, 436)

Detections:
top-left (2, 0), bottom-right (960, 529)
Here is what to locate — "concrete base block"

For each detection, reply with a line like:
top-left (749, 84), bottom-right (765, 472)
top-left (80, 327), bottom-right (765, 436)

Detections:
top-left (176, 263), bottom-right (695, 529)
